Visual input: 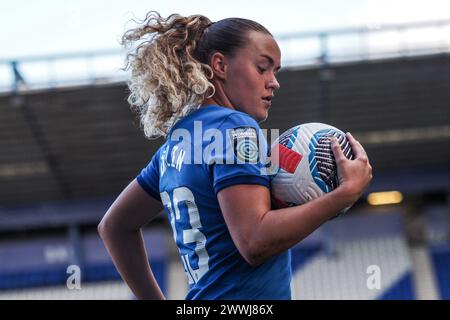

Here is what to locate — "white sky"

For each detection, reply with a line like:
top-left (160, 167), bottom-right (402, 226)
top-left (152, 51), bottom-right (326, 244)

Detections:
top-left (1, 0), bottom-right (450, 59)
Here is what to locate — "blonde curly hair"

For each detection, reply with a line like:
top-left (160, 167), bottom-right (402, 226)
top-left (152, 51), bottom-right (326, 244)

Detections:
top-left (122, 11), bottom-right (271, 139)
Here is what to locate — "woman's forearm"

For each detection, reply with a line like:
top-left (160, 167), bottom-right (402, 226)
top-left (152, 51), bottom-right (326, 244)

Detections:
top-left (249, 188), bottom-right (351, 265)
top-left (99, 225), bottom-right (165, 300)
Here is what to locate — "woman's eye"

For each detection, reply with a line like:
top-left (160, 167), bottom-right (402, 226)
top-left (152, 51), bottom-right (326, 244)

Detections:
top-left (258, 67), bottom-right (267, 73)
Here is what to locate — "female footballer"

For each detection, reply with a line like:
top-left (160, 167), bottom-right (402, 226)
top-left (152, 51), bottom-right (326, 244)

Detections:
top-left (98, 12), bottom-right (372, 300)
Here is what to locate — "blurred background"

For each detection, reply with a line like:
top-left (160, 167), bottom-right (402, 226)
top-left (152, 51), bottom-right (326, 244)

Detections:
top-left (0, 0), bottom-right (449, 300)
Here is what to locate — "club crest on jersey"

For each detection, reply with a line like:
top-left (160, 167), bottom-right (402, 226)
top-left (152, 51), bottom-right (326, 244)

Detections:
top-left (229, 126), bottom-right (259, 163)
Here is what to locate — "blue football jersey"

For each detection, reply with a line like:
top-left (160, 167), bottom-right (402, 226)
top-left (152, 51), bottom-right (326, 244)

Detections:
top-left (137, 105), bottom-right (291, 300)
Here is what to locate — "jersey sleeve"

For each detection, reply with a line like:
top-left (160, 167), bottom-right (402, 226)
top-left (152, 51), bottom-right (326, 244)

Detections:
top-left (136, 148), bottom-right (161, 201)
top-left (207, 112), bottom-right (271, 194)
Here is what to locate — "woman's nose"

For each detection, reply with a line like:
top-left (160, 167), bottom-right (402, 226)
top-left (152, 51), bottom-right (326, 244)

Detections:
top-left (268, 76), bottom-right (280, 91)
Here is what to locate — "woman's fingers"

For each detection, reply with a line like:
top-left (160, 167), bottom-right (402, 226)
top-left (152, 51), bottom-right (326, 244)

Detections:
top-left (331, 137), bottom-right (346, 162)
top-left (345, 132), bottom-right (368, 160)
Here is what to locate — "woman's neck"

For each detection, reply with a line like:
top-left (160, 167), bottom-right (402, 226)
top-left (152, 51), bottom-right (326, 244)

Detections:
top-left (201, 84), bottom-right (234, 110)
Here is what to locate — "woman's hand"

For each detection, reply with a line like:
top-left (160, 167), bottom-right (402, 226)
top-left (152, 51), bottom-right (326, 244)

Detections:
top-left (331, 132), bottom-right (373, 207)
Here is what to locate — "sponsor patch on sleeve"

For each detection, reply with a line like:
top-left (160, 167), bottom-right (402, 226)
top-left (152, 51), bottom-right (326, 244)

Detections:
top-left (228, 126), bottom-right (259, 163)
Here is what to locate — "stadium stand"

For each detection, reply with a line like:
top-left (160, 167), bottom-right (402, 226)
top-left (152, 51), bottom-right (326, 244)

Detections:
top-left (0, 228), bottom-right (167, 298)
top-left (290, 212), bottom-right (416, 299)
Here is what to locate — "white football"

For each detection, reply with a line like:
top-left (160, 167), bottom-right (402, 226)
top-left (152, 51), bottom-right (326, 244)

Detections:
top-left (270, 122), bottom-right (354, 209)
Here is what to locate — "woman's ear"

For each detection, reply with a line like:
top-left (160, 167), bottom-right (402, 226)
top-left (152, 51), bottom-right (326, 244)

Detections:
top-left (210, 52), bottom-right (227, 80)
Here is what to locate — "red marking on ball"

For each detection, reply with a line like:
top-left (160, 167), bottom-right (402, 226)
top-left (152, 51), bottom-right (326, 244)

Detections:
top-left (278, 144), bottom-right (302, 174)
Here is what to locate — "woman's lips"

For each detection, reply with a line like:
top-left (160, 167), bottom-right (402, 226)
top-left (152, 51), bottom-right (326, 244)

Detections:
top-left (262, 98), bottom-right (272, 108)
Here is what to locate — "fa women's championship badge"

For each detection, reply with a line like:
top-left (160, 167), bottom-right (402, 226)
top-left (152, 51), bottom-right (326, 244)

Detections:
top-left (229, 126), bottom-right (259, 163)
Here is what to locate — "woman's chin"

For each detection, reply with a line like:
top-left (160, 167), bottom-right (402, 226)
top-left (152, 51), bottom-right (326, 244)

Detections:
top-left (258, 109), bottom-right (269, 123)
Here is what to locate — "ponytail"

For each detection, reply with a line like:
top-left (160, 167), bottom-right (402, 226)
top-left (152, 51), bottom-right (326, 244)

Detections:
top-left (122, 12), bottom-right (214, 139)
